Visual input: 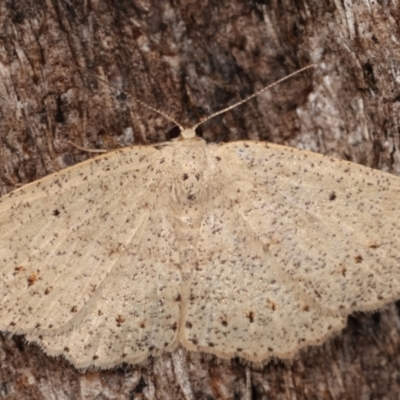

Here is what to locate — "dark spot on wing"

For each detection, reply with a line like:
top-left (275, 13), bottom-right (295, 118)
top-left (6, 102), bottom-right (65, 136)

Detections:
top-left (354, 255), bottom-right (363, 263)
top-left (116, 315), bottom-right (125, 327)
top-left (13, 266), bottom-right (25, 275)
top-left (174, 294), bottom-right (181, 301)
top-left (27, 273), bottom-right (38, 286)
top-left (246, 311), bottom-right (255, 323)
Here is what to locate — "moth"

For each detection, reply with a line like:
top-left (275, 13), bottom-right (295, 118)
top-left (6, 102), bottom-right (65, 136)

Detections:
top-left (1, 64), bottom-right (399, 369)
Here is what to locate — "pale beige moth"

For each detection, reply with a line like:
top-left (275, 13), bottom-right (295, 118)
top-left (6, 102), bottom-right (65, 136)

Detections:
top-left (1, 65), bottom-right (399, 368)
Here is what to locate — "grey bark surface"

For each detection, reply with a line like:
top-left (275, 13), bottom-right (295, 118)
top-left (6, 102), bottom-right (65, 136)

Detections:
top-left (1, 0), bottom-right (400, 399)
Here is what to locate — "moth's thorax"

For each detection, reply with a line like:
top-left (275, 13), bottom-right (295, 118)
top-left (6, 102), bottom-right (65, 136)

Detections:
top-left (160, 137), bottom-right (212, 206)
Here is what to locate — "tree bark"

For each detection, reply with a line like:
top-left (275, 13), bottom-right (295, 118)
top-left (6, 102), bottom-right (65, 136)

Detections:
top-left (1, 0), bottom-right (400, 399)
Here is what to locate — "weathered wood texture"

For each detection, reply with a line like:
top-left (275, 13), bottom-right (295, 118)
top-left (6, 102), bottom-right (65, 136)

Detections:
top-left (1, 0), bottom-right (400, 399)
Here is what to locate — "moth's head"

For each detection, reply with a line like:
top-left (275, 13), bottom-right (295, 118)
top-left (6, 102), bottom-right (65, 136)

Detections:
top-left (173, 128), bottom-right (205, 145)
top-left (179, 127), bottom-right (197, 140)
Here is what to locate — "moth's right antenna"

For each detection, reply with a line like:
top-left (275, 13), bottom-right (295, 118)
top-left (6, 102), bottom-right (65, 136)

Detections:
top-left (189, 63), bottom-right (317, 133)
